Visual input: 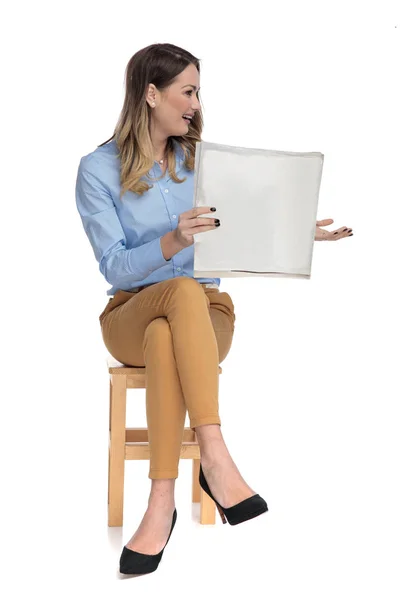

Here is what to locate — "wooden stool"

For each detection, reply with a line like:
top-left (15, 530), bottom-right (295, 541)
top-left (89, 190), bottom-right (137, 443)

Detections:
top-left (107, 356), bottom-right (222, 527)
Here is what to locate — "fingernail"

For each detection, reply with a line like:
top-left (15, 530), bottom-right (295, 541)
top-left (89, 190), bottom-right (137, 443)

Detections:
top-left (215, 222), bottom-right (221, 227)
top-left (214, 219), bottom-right (220, 224)
top-left (210, 207), bottom-right (216, 211)
top-left (349, 233), bottom-right (353, 236)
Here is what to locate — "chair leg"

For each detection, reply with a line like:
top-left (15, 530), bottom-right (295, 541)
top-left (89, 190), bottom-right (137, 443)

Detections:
top-left (108, 374), bottom-right (127, 527)
top-left (192, 459), bottom-right (200, 502)
top-left (108, 379), bottom-right (112, 507)
top-left (200, 486), bottom-right (216, 525)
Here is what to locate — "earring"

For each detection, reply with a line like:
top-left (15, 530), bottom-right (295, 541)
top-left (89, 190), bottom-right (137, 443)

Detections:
top-left (152, 102), bottom-right (155, 107)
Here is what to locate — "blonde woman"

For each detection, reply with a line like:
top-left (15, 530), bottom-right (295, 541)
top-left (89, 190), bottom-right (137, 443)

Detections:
top-left (75, 43), bottom-right (353, 575)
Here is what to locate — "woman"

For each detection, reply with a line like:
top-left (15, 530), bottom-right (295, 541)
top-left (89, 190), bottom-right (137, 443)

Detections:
top-left (75, 43), bottom-right (353, 575)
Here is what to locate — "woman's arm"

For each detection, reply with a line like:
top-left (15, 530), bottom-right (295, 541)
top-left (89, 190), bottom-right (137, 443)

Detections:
top-left (160, 229), bottom-right (185, 260)
top-left (75, 156), bottom-right (180, 287)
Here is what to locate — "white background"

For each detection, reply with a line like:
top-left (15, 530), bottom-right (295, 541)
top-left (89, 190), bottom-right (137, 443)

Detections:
top-left (2, 1), bottom-right (399, 597)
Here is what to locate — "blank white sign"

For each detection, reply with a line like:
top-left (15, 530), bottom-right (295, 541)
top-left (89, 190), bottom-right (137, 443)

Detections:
top-left (193, 140), bottom-right (324, 279)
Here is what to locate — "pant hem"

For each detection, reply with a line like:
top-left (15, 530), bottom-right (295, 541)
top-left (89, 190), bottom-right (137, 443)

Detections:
top-left (190, 416), bottom-right (221, 431)
top-left (149, 470), bottom-right (178, 479)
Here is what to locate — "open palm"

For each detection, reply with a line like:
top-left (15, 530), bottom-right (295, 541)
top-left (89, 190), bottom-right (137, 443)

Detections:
top-left (315, 218), bottom-right (353, 241)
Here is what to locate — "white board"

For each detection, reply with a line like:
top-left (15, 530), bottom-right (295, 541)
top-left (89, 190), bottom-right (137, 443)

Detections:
top-left (193, 140), bottom-right (324, 279)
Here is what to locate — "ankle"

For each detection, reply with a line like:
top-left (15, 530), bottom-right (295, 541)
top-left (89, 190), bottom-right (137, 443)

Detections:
top-left (200, 447), bottom-right (234, 470)
top-left (147, 495), bottom-right (175, 511)
top-left (195, 425), bottom-right (231, 462)
top-left (147, 503), bottom-right (175, 516)
top-left (195, 424), bottom-right (223, 445)
top-left (148, 480), bottom-right (175, 509)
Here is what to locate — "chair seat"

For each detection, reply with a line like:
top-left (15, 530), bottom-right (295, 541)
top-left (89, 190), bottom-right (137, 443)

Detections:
top-left (107, 356), bottom-right (146, 375)
top-left (107, 355), bottom-right (222, 376)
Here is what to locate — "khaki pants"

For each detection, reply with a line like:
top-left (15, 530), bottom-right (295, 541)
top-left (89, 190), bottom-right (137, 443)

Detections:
top-left (99, 276), bottom-right (236, 479)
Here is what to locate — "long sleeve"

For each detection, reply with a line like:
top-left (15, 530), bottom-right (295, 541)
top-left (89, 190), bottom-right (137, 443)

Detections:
top-left (75, 156), bottom-right (171, 288)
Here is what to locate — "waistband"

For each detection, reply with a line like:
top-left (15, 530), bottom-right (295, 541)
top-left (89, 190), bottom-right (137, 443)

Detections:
top-left (127, 281), bottom-right (219, 293)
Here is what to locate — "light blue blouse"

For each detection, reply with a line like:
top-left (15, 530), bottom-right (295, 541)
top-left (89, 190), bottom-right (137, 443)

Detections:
top-left (75, 138), bottom-right (220, 296)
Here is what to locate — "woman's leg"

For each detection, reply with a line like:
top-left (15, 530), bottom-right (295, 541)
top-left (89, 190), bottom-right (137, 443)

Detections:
top-left (101, 276), bottom-right (236, 478)
top-left (143, 317), bottom-right (187, 479)
top-left (194, 423), bottom-right (257, 510)
top-left (100, 277), bottom-right (236, 553)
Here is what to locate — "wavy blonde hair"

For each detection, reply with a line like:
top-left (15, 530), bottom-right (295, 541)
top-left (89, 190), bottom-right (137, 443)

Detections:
top-left (98, 43), bottom-right (204, 200)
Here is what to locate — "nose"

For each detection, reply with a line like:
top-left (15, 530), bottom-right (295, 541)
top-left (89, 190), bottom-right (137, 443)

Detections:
top-left (192, 98), bottom-right (201, 111)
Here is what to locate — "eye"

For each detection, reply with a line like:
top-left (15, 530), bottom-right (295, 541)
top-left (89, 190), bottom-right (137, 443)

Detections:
top-left (185, 90), bottom-right (199, 96)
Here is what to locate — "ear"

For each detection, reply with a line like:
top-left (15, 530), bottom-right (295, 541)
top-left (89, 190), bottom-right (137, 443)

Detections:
top-left (146, 83), bottom-right (157, 106)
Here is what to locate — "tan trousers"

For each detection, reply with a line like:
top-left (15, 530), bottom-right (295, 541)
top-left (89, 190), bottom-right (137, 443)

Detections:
top-left (99, 276), bottom-right (236, 479)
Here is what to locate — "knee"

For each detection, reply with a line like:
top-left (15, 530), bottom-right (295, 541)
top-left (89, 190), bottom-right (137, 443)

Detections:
top-left (168, 276), bottom-right (203, 293)
top-left (144, 317), bottom-right (171, 342)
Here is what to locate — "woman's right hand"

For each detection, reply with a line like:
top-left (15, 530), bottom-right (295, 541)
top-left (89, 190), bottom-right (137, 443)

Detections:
top-left (173, 207), bottom-right (220, 249)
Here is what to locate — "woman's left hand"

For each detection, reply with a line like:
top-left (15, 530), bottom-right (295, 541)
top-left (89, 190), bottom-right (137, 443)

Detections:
top-left (315, 218), bottom-right (353, 241)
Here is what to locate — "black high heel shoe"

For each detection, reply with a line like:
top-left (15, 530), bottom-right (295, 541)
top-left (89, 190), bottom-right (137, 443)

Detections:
top-left (119, 508), bottom-right (177, 575)
top-left (199, 464), bottom-right (268, 526)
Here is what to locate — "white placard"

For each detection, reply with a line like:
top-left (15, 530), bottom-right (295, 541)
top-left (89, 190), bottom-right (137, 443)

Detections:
top-left (193, 140), bottom-right (324, 279)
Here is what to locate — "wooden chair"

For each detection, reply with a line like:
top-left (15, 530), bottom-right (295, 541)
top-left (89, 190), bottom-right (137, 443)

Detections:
top-left (107, 356), bottom-right (222, 527)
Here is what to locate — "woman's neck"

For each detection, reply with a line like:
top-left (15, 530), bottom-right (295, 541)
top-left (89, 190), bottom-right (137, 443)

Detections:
top-left (153, 140), bottom-right (169, 163)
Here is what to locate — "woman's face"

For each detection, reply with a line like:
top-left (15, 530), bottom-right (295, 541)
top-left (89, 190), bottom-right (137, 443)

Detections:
top-left (148, 63), bottom-right (201, 137)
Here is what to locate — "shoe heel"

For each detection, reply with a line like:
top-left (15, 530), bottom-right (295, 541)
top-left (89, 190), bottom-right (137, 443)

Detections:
top-left (199, 463), bottom-right (227, 522)
top-left (199, 463), bottom-right (268, 527)
top-left (216, 502), bottom-right (227, 524)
